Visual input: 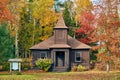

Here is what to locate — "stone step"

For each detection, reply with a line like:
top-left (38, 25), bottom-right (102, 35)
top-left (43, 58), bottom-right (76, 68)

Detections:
top-left (52, 67), bottom-right (69, 72)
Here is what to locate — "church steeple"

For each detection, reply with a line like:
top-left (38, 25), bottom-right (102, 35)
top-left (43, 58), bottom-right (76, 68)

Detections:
top-left (54, 14), bottom-right (68, 44)
top-left (54, 13), bottom-right (68, 29)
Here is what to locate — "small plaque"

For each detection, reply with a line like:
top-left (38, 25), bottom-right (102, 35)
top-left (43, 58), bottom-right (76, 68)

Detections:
top-left (12, 62), bottom-right (18, 70)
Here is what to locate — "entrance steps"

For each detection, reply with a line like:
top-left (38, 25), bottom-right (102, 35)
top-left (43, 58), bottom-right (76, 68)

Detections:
top-left (52, 67), bottom-right (69, 72)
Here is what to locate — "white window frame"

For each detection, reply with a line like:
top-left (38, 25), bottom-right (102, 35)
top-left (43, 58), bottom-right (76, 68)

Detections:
top-left (75, 51), bottom-right (82, 62)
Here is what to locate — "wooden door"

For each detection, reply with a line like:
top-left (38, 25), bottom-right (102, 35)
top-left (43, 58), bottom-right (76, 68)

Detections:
top-left (56, 51), bottom-right (65, 67)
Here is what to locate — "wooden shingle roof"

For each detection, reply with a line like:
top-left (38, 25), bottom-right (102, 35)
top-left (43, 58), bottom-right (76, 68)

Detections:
top-left (30, 36), bottom-right (54, 50)
top-left (54, 14), bottom-right (68, 29)
top-left (68, 36), bottom-right (91, 49)
top-left (30, 35), bottom-right (91, 50)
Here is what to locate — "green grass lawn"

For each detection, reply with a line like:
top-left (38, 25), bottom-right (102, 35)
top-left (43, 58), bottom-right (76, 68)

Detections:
top-left (0, 71), bottom-right (120, 80)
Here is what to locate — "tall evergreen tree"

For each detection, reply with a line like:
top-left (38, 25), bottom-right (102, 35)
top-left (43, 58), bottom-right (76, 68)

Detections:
top-left (63, 0), bottom-right (77, 37)
top-left (0, 23), bottom-right (14, 64)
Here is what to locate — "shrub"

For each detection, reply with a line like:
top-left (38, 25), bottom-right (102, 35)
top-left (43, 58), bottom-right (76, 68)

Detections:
top-left (21, 62), bottom-right (30, 70)
top-left (71, 66), bottom-right (77, 72)
top-left (36, 59), bottom-right (53, 72)
top-left (15, 71), bottom-right (22, 75)
top-left (71, 65), bottom-right (86, 72)
top-left (23, 67), bottom-right (29, 71)
top-left (22, 57), bottom-right (33, 69)
top-left (95, 61), bottom-right (120, 71)
top-left (0, 65), bottom-right (2, 70)
top-left (2, 62), bottom-right (10, 71)
top-left (90, 60), bottom-right (96, 69)
top-left (77, 65), bottom-right (86, 72)
top-left (95, 62), bottom-right (106, 71)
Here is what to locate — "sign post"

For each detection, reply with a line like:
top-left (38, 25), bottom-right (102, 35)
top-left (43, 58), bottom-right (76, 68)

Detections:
top-left (8, 59), bottom-right (22, 74)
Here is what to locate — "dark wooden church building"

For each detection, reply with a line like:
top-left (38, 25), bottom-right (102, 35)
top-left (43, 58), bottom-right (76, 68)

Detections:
top-left (30, 14), bottom-right (91, 71)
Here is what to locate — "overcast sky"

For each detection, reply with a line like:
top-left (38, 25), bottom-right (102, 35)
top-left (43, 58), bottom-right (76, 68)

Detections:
top-left (58, 0), bottom-right (97, 4)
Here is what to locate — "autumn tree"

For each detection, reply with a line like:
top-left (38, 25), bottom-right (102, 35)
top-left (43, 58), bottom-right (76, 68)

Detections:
top-left (18, 0), bottom-right (59, 57)
top-left (0, 0), bottom-right (12, 22)
top-left (31, 0), bottom-right (58, 44)
top-left (18, 5), bottom-right (33, 58)
top-left (75, 11), bottom-right (95, 44)
top-left (8, 0), bottom-right (25, 57)
top-left (74, 0), bottom-right (93, 42)
top-left (91, 0), bottom-right (120, 73)
top-left (75, 0), bottom-right (92, 21)
top-left (74, 0), bottom-right (95, 45)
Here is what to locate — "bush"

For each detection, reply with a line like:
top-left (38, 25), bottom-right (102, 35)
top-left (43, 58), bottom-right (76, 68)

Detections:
top-left (90, 60), bottom-right (96, 69)
top-left (21, 62), bottom-right (30, 70)
top-left (36, 59), bottom-right (53, 72)
top-left (95, 61), bottom-right (120, 71)
top-left (15, 71), bottom-right (22, 75)
top-left (95, 62), bottom-right (106, 71)
top-left (2, 62), bottom-right (10, 71)
top-left (0, 65), bottom-right (2, 70)
top-left (23, 67), bottom-right (29, 71)
top-left (77, 65), bottom-right (86, 72)
top-left (71, 65), bottom-right (86, 72)
top-left (21, 57), bottom-right (33, 69)
top-left (71, 66), bottom-right (77, 72)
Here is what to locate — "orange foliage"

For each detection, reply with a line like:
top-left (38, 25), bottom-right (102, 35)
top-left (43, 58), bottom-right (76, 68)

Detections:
top-left (0, 0), bottom-right (12, 22)
top-left (91, 0), bottom-right (120, 63)
top-left (75, 11), bottom-right (95, 44)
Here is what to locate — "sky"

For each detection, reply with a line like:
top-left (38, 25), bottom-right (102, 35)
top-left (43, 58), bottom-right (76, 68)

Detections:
top-left (59, 0), bottom-right (65, 2)
top-left (58, 0), bottom-right (97, 4)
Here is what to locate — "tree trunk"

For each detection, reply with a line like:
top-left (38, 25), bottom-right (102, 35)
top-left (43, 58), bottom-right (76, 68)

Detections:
top-left (15, 15), bottom-right (20, 58)
top-left (32, 19), bottom-right (35, 45)
top-left (15, 24), bottom-right (19, 57)
top-left (106, 61), bottom-right (110, 73)
top-left (25, 49), bottom-right (27, 58)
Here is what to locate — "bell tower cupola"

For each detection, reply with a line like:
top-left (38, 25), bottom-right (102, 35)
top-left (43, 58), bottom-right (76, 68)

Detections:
top-left (54, 14), bottom-right (68, 44)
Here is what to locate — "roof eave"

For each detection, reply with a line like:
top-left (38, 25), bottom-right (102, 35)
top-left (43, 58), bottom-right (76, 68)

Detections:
top-left (71, 48), bottom-right (91, 50)
top-left (30, 48), bottom-right (49, 50)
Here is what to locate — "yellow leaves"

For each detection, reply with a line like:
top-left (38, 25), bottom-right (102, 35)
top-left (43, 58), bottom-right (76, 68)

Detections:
top-left (8, 0), bottom-right (25, 14)
top-left (75, 0), bottom-right (92, 13)
top-left (75, 0), bottom-right (93, 21)
top-left (40, 11), bottom-right (59, 27)
top-left (30, 0), bottom-right (59, 43)
top-left (32, 0), bottom-right (54, 19)
top-left (40, 26), bottom-right (53, 41)
top-left (40, 35), bottom-right (49, 41)
top-left (92, 46), bottom-right (100, 50)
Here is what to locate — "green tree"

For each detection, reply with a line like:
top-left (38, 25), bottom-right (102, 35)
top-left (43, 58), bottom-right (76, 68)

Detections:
top-left (18, 0), bottom-right (58, 58)
top-left (18, 7), bottom-right (33, 58)
top-left (63, 0), bottom-right (77, 37)
top-left (0, 23), bottom-right (14, 64)
top-left (8, 0), bottom-right (25, 57)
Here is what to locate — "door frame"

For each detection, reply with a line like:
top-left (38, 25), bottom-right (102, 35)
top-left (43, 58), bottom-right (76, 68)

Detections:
top-left (51, 49), bottom-right (69, 68)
